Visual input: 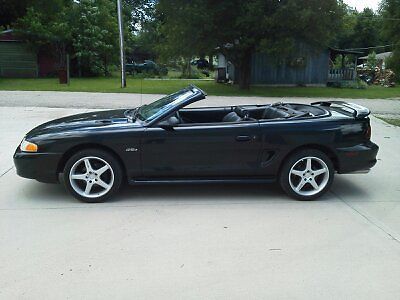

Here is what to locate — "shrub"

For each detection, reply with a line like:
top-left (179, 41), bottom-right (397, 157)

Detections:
top-left (328, 79), bottom-right (368, 89)
top-left (386, 51), bottom-right (400, 82)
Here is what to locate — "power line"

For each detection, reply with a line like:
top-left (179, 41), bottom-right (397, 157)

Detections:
top-left (344, 44), bottom-right (394, 51)
top-left (356, 16), bottom-right (400, 21)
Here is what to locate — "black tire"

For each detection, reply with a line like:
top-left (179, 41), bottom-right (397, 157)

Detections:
top-left (63, 149), bottom-right (123, 203)
top-left (279, 149), bottom-right (334, 201)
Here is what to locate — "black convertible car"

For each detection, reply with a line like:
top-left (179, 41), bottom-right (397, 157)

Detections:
top-left (14, 85), bottom-right (378, 202)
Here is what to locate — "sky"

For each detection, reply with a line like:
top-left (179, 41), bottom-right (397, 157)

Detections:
top-left (344, 0), bottom-right (380, 11)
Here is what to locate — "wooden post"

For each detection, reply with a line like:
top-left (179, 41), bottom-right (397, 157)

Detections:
top-left (66, 53), bottom-right (70, 85)
top-left (354, 56), bottom-right (357, 80)
top-left (117, 0), bottom-right (126, 88)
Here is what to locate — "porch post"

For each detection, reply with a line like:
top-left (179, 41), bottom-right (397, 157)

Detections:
top-left (354, 56), bottom-right (357, 80)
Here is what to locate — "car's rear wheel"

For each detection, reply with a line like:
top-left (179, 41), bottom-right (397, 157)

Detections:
top-left (63, 149), bottom-right (123, 202)
top-left (279, 149), bottom-right (334, 200)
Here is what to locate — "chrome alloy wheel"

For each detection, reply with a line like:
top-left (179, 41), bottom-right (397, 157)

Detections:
top-left (288, 156), bottom-right (329, 197)
top-left (69, 156), bottom-right (114, 199)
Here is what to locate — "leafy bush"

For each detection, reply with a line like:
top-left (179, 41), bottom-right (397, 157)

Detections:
top-left (366, 52), bottom-right (378, 70)
top-left (328, 79), bottom-right (368, 89)
top-left (386, 51), bottom-right (400, 82)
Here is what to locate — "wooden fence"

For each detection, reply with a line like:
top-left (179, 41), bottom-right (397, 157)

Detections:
top-left (328, 68), bottom-right (356, 82)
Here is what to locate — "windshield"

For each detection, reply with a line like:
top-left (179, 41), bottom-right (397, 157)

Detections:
top-left (137, 89), bottom-right (195, 122)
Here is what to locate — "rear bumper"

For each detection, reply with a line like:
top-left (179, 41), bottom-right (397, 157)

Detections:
top-left (336, 141), bottom-right (379, 174)
top-left (13, 149), bottom-right (62, 183)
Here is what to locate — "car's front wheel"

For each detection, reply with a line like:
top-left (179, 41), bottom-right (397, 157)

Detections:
top-left (279, 149), bottom-right (334, 200)
top-left (63, 149), bottom-right (123, 202)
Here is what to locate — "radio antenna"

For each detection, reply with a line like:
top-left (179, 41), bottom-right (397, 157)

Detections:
top-left (140, 78), bottom-right (143, 107)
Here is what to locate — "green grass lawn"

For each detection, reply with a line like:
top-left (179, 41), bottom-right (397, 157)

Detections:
top-left (376, 116), bottom-right (400, 127)
top-left (1, 77), bottom-right (400, 99)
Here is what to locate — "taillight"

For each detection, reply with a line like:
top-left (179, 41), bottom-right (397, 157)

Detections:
top-left (365, 124), bottom-right (371, 140)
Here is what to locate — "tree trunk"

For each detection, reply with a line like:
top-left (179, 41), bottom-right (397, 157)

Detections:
top-left (187, 56), bottom-right (191, 77)
top-left (57, 43), bottom-right (68, 84)
top-left (181, 57), bottom-right (191, 78)
top-left (57, 42), bottom-right (67, 70)
top-left (104, 56), bottom-right (108, 77)
top-left (237, 51), bottom-right (252, 89)
top-left (78, 56), bottom-right (82, 77)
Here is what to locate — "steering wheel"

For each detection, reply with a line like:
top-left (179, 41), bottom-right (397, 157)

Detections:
top-left (175, 110), bottom-right (183, 123)
top-left (236, 106), bottom-right (250, 120)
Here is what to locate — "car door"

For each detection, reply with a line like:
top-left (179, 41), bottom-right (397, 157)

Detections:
top-left (140, 121), bottom-right (262, 178)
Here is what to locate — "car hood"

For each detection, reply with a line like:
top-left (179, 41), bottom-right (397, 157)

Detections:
top-left (26, 109), bottom-right (138, 138)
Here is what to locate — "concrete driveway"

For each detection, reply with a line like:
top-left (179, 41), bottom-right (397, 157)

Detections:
top-left (0, 93), bottom-right (399, 299)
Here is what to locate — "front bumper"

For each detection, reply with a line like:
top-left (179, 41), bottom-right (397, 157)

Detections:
top-left (336, 141), bottom-right (379, 174)
top-left (13, 149), bottom-right (62, 183)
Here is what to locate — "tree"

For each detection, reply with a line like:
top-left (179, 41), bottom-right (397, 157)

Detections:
top-left (123, 0), bottom-right (156, 34)
top-left (128, 17), bottom-right (161, 62)
top-left (14, 0), bottom-right (134, 77)
top-left (333, 3), bottom-right (358, 50)
top-left (155, 1), bottom-right (213, 77)
top-left (157, 0), bottom-right (343, 89)
top-left (334, 5), bottom-right (389, 53)
top-left (71, 0), bottom-right (119, 76)
top-left (0, 0), bottom-right (33, 29)
top-left (381, 0), bottom-right (400, 80)
top-left (14, 0), bottom-right (73, 71)
top-left (124, 0), bottom-right (160, 62)
top-left (352, 8), bottom-right (383, 49)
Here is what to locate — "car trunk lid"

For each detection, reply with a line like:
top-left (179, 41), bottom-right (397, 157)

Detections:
top-left (311, 101), bottom-right (370, 119)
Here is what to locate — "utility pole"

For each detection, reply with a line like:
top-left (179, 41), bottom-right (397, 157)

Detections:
top-left (117, 0), bottom-right (126, 88)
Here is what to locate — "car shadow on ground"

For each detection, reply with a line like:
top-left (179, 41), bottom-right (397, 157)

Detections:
top-left (116, 182), bottom-right (286, 203)
top-left (25, 181), bottom-right (287, 205)
top-left (20, 177), bottom-right (365, 205)
top-left (330, 175), bottom-right (370, 200)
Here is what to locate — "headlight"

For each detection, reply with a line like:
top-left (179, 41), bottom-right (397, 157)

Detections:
top-left (20, 139), bottom-right (38, 152)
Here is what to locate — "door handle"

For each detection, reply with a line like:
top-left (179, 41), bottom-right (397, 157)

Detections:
top-left (235, 135), bottom-right (251, 142)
